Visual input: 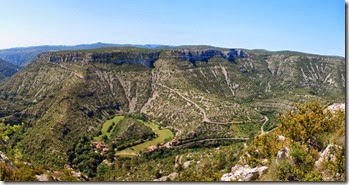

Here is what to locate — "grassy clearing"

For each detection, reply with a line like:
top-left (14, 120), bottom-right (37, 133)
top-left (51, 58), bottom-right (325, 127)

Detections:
top-left (230, 122), bottom-right (261, 138)
top-left (94, 116), bottom-right (124, 141)
top-left (95, 115), bottom-right (174, 156)
top-left (116, 120), bottom-right (174, 157)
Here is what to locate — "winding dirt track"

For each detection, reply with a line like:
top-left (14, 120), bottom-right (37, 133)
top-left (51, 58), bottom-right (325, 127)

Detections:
top-left (260, 116), bottom-right (269, 134)
top-left (156, 83), bottom-right (269, 148)
top-left (171, 137), bottom-right (249, 148)
top-left (156, 83), bottom-right (253, 125)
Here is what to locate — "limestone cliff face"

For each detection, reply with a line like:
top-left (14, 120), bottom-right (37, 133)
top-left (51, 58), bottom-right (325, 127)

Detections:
top-left (38, 48), bottom-right (249, 67)
top-left (39, 52), bottom-right (85, 63)
top-left (170, 48), bottom-right (248, 63)
top-left (89, 52), bottom-right (160, 67)
top-left (38, 50), bottom-right (161, 68)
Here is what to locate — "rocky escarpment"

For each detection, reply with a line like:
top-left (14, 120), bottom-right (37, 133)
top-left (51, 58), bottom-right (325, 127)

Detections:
top-left (38, 48), bottom-right (249, 68)
top-left (38, 50), bottom-right (161, 68)
top-left (221, 165), bottom-right (268, 181)
top-left (170, 48), bottom-right (249, 64)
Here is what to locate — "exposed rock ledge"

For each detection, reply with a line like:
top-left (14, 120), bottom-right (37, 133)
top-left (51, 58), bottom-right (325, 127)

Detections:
top-left (221, 165), bottom-right (268, 181)
top-left (153, 172), bottom-right (178, 181)
top-left (37, 48), bottom-right (249, 68)
top-left (170, 48), bottom-right (249, 63)
top-left (326, 103), bottom-right (345, 113)
top-left (38, 51), bottom-right (161, 68)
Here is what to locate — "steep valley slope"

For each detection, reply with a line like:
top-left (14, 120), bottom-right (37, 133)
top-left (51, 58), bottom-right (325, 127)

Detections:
top-left (0, 47), bottom-right (345, 168)
top-left (0, 58), bottom-right (19, 81)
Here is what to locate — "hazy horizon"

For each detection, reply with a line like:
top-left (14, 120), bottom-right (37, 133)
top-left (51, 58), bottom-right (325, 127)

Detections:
top-left (0, 42), bottom-right (345, 58)
top-left (0, 0), bottom-right (345, 56)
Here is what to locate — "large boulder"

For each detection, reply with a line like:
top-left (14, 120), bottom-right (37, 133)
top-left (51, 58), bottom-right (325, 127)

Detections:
top-left (0, 151), bottom-right (14, 169)
top-left (326, 103), bottom-right (345, 113)
top-left (221, 165), bottom-right (268, 181)
top-left (315, 144), bottom-right (343, 181)
top-left (276, 147), bottom-right (290, 162)
top-left (153, 172), bottom-right (178, 181)
top-left (315, 144), bottom-right (338, 167)
top-left (35, 174), bottom-right (49, 181)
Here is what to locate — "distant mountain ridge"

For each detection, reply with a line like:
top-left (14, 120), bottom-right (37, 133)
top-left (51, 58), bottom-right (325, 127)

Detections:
top-left (0, 43), bottom-right (343, 67)
top-left (0, 43), bottom-right (173, 66)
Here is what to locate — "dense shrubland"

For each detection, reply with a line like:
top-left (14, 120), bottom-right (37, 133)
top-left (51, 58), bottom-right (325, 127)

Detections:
top-left (240, 101), bottom-right (345, 181)
top-left (0, 100), bottom-right (345, 181)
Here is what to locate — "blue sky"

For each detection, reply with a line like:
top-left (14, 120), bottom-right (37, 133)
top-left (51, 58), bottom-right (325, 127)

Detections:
top-left (0, 0), bottom-right (345, 56)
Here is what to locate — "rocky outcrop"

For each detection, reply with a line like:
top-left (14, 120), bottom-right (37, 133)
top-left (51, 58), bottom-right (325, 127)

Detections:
top-left (315, 144), bottom-right (343, 181)
top-left (170, 48), bottom-right (249, 64)
top-left (0, 151), bottom-right (14, 169)
top-left (326, 103), bottom-right (345, 113)
top-left (315, 144), bottom-right (340, 168)
top-left (221, 165), bottom-right (268, 181)
top-left (182, 160), bottom-right (192, 169)
top-left (276, 147), bottom-right (290, 162)
top-left (225, 49), bottom-right (249, 60)
top-left (276, 135), bottom-right (286, 141)
top-left (35, 174), bottom-right (49, 181)
top-left (153, 172), bottom-right (178, 181)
